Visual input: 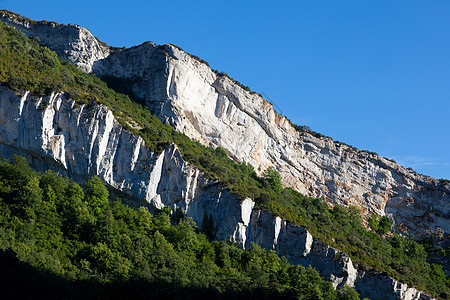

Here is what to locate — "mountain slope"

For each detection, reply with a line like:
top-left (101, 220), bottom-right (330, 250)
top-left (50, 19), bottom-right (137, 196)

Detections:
top-left (2, 9), bottom-right (448, 240)
top-left (0, 62), bottom-right (440, 300)
top-left (0, 9), bottom-right (109, 72)
top-left (0, 10), bottom-right (448, 299)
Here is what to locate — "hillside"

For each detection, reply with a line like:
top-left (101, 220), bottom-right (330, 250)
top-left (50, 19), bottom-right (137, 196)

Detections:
top-left (0, 9), bottom-right (448, 299)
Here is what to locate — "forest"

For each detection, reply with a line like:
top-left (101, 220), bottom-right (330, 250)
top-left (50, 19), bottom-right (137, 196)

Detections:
top-left (0, 156), bottom-right (359, 299)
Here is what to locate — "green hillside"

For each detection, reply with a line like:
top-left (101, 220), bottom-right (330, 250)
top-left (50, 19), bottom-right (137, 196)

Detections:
top-left (0, 156), bottom-right (359, 299)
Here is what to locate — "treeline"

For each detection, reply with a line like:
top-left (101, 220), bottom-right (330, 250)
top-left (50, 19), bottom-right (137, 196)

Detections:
top-left (0, 156), bottom-right (359, 299)
top-left (0, 20), bottom-right (448, 298)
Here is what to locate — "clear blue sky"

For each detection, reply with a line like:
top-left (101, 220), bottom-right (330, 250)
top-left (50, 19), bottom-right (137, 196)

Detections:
top-left (1, 0), bottom-right (449, 179)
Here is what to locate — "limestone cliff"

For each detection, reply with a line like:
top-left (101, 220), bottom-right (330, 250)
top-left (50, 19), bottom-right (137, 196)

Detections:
top-left (0, 86), bottom-right (435, 299)
top-left (93, 43), bottom-right (449, 239)
top-left (2, 9), bottom-right (448, 240)
top-left (0, 10), bottom-right (109, 72)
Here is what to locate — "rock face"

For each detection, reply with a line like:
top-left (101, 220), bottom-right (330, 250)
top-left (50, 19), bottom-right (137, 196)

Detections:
top-left (0, 10), bottom-right (109, 72)
top-left (0, 86), bottom-right (436, 299)
top-left (355, 271), bottom-right (435, 300)
top-left (3, 8), bottom-right (449, 240)
top-left (92, 42), bottom-right (449, 239)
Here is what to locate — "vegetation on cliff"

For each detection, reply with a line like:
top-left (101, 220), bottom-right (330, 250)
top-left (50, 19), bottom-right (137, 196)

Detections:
top-left (0, 19), bottom-right (448, 298)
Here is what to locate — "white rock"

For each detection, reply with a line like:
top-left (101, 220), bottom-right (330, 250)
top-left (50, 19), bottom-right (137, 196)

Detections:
top-left (92, 42), bottom-right (449, 239)
top-left (355, 271), bottom-right (436, 300)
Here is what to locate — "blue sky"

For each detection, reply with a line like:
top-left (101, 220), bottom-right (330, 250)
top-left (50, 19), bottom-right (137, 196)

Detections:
top-left (1, 1), bottom-right (449, 179)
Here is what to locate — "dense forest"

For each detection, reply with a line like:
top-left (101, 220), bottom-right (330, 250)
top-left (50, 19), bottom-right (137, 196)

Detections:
top-left (0, 156), bottom-right (359, 299)
top-left (0, 18), bottom-right (448, 298)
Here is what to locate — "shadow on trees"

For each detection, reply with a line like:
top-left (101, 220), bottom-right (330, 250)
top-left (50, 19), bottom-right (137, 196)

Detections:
top-left (0, 250), bottom-right (293, 300)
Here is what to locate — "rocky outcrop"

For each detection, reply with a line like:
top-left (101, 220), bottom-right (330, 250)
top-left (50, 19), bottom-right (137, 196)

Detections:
top-left (246, 210), bottom-right (356, 289)
top-left (0, 10), bottom-right (109, 72)
top-left (91, 43), bottom-right (450, 239)
top-left (0, 86), bottom-right (436, 299)
top-left (3, 8), bottom-right (449, 240)
top-left (355, 271), bottom-right (435, 300)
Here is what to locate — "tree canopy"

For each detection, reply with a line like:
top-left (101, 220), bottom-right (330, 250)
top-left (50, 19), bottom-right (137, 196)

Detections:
top-left (0, 156), bottom-right (360, 299)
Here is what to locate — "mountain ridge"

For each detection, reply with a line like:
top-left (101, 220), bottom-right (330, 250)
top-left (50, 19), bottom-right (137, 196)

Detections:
top-left (90, 20), bottom-right (448, 239)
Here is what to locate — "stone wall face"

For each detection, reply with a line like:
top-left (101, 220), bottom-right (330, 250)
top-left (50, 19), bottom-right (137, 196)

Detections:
top-left (93, 43), bottom-right (449, 239)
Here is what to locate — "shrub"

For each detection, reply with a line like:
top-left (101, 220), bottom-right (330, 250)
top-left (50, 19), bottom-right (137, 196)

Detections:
top-left (369, 214), bottom-right (379, 232)
top-left (378, 216), bottom-right (391, 234)
top-left (263, 166), bottom-right (283, 194)
top-left (7, 75), bottom-right (27, 90)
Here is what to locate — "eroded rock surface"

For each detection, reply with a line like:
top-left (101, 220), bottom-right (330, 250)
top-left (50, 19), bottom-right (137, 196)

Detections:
top-left (355, 271), bottom-right (435, 300)
top-left (0, 10), bottom-right (109, 72)
top-left (93, 43), bottom-right (449, 239)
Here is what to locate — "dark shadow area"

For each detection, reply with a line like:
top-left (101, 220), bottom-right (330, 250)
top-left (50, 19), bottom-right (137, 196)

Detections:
top-left (0, 250), bottom-right (296, 300)
top-left (0, 249), bottom-right (85, 299)
top-left (99, 75), bottom-right (146, 106)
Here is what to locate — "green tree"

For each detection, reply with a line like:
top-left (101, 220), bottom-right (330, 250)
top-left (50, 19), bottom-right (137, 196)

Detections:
top-left (202, 212), bottom-right (216, 240)
top-left (368, 214), bottom-right (379, 232)
top-left (337, 285), bottom-right (360, 300)
top-left (264, 166), bottom-right (283, 194)
top-left (378, 216), bottom-right (391, 234)
top-left (84, 176), bottom-right (109, 208)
